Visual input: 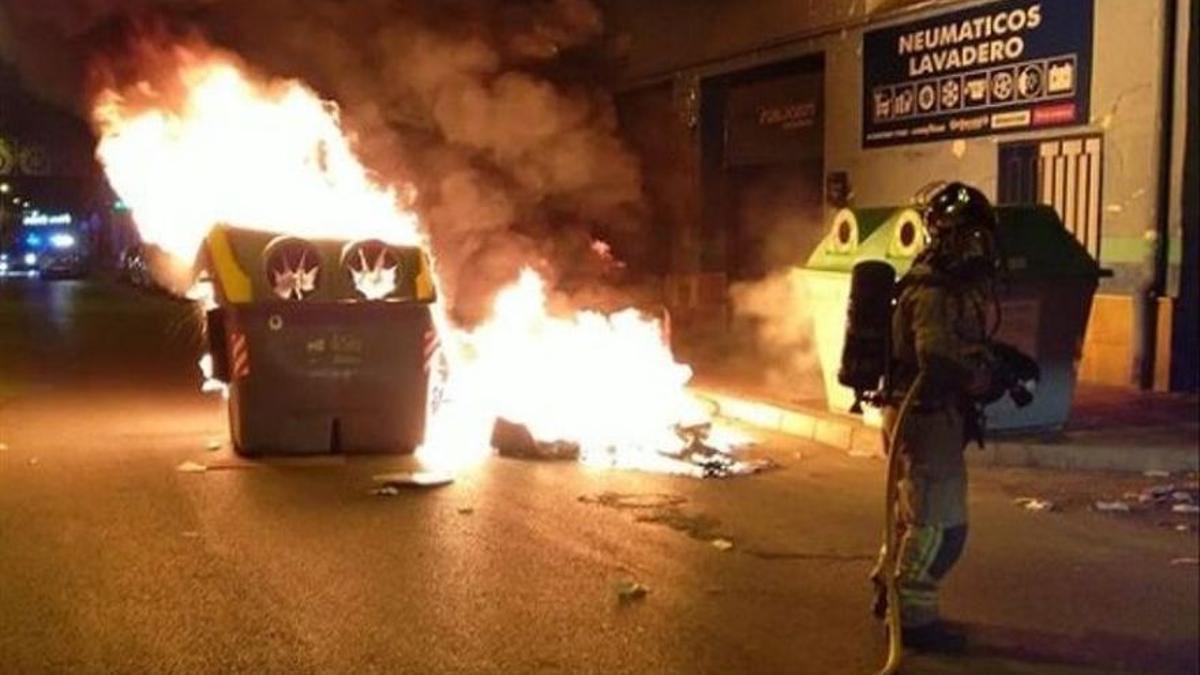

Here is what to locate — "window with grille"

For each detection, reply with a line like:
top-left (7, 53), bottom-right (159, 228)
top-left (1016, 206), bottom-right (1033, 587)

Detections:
top-left (998, 134), bottom-right (1103, 259)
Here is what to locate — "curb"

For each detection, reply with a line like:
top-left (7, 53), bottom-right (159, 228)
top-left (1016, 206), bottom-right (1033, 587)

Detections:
top-left (693, 387), bottom-right (1199, 474)
top-left (972, 437), bottom-right (1199, 473)
top-left (693, 388), bottom-right (885, 458)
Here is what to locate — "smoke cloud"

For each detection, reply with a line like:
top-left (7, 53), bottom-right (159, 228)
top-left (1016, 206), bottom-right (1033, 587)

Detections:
top-left (728, 269), bottom-right (823, 401)
top-left (0, 0), bottom-right (648, 325)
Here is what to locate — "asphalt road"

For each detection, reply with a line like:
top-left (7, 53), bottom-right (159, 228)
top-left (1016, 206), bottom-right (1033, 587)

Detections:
top-left (1, 277), bottom-right (1197, 674)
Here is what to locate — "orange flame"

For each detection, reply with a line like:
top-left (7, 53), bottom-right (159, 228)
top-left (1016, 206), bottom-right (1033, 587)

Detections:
top-left (92, 43), bottom-right (421, 263)
top-left (91, 40), bottom-right (749, 474)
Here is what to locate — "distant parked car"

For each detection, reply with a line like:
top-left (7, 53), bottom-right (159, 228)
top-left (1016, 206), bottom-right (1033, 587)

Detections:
top-left (39, 251), bottom-right (87, 280)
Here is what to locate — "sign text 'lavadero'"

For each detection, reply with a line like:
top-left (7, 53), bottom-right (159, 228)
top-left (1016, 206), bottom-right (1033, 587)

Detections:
top-left (862, 0), bottom-right (1094, 148)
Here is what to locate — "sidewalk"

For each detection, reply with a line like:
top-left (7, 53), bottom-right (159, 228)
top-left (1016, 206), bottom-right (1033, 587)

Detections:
top-left (692, 377), bottom-right (1199, 473)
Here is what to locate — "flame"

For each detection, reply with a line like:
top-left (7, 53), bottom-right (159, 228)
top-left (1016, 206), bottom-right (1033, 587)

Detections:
top-left (349, 248), bottom-right (399, 300)
top-left (420, 269), bottom-right (730, 476)
top-left (92, 44), bottom-right (421, 262)
top-left (91, 40), bottom-right (750, 475)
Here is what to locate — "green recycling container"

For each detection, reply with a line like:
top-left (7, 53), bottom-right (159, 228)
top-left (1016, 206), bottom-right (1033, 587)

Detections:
top-left (797, 205), bottom-right (1103, 432)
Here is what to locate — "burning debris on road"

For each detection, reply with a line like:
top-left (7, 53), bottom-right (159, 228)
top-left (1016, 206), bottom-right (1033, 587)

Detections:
top-left (491, 416), bottom-right (764, 478)
top-left (491, 417), bottom-right (581, 461)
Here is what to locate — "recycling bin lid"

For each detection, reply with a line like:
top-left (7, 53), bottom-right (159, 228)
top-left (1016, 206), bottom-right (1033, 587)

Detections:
top-left (994, 205), bottom-right (1107, 281)
top-left (202, 224), bottom-right (437, 305)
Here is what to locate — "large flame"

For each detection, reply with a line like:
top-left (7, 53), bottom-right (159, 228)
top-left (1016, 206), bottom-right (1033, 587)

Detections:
top-left (421, 269), bottom-right (725, 475)
top-left (93, 44), bottom-right (421, 262)
top-left (92, 41), bottom-right (748, 475)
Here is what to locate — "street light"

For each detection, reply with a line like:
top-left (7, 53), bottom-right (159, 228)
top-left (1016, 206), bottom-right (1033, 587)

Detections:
top-left (0, 183), bottom-right (9, 194)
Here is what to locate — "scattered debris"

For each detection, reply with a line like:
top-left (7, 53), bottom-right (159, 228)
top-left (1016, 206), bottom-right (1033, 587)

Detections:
top-left (491, 418), bottom-right (580, 461)
top-left (1093, 500), bottom-right (1131, 513)
top-left (615, 581), bottom-right (648, 603)
top-left (1171, 504), bottom-right (1199, 514)
top-left (1014, 497), bottom-right (1056, 512)
top-left (1143, 470), bottom-right (1171, 478)
top-left (371, 485), bottom-right (401, 497)
top-left (205, 439), bottom-right (223, 452)
top-left (1135, 484), bottom-right (1199, 509)
top-left (457, 506), bottom-right (475, 515)
top-left (372, 471), bottom-right (455, 489)
top-left (490, 418), bottom-right (762, 478)
top-left (711, 538), bottom-right (735, 551)
top-left (1169, 558), bottom-right (1199, 566)
top-left (671, 423), bottom-right (772, 478)
top-left (176, 460), bottom-right (207, 473)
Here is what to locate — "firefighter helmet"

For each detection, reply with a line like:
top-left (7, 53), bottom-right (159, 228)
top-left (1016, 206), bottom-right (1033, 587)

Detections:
top-left (914, 181), bottom-right (1000, 281)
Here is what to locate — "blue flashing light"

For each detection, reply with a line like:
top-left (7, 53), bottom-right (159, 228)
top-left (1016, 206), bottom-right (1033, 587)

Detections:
top-left (50, 233), bottom-right (77, 249)
top-left (25, 233), bottom-right (44, 248)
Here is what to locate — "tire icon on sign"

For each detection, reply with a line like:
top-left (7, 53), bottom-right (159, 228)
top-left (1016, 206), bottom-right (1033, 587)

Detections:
top-left (991, 71), bottom-right (1015, 101)
top-left (1017, 65), bottom-right (1043, 99)
top-left (917, 83), bottom-right (937, 112)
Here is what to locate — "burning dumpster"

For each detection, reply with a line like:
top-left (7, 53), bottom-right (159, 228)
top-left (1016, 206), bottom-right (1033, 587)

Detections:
top-left (799, 205), bottom-right (1104, 432)
top-left (202, 225), bottom-right (438, 455)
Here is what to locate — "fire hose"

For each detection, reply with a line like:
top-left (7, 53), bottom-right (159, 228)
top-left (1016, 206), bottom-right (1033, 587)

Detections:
top-left (875, 377), bottom-right (921, 675)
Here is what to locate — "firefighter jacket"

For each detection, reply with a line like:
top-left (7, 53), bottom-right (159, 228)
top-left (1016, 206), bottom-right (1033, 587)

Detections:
top-left (889, 263), bottom-right (991, 412)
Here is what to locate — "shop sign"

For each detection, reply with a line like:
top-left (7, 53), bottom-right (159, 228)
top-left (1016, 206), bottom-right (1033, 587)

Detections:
top-left (863, 0), bottom-right (1093, 147)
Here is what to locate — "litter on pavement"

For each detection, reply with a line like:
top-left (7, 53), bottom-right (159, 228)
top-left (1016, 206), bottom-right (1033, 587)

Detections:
top-left (205, 439), bottom-right (222, 451)
top-left (1143, 470), bottom-right (1171, 478)
top-left (1014, 497), bottom-right (1056, 512)
top-left (1169, 557), bottom-right (1199, 566)
top-left (1093, 500), bottom-right (1131, 512)
top-left (1136, 483), bottom-right (1199, 508)
top-left (711, 538), bottom-right (735, 551)
top-left (1171, 504), bottom-right (1200, 514)
top-left (176, 460), bottom-right (208, 473)
top-left (371, 471), bottom-right (455, 490)
top-left (615, 581), bottom-right (649, 603)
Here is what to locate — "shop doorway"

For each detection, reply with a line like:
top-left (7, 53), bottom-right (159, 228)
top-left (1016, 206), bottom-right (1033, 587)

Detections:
top-left (702, 55), bottom-right (826, 283)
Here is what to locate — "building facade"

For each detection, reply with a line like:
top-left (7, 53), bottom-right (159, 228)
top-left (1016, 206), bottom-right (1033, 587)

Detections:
top-left (608, 0), bottom-right (1197, 391)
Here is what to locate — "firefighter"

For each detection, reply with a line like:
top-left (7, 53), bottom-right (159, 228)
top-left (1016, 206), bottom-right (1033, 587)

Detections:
top-left (870, 181), bottom-right (1002, 653)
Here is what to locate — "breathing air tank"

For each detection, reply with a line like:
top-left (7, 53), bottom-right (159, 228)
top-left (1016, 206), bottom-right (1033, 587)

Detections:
top-left (838, 260), bottom-right (896, 413)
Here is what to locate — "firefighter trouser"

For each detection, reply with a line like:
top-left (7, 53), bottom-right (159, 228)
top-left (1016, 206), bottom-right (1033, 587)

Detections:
top-left (872, 406), bottom-right (969, 628)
